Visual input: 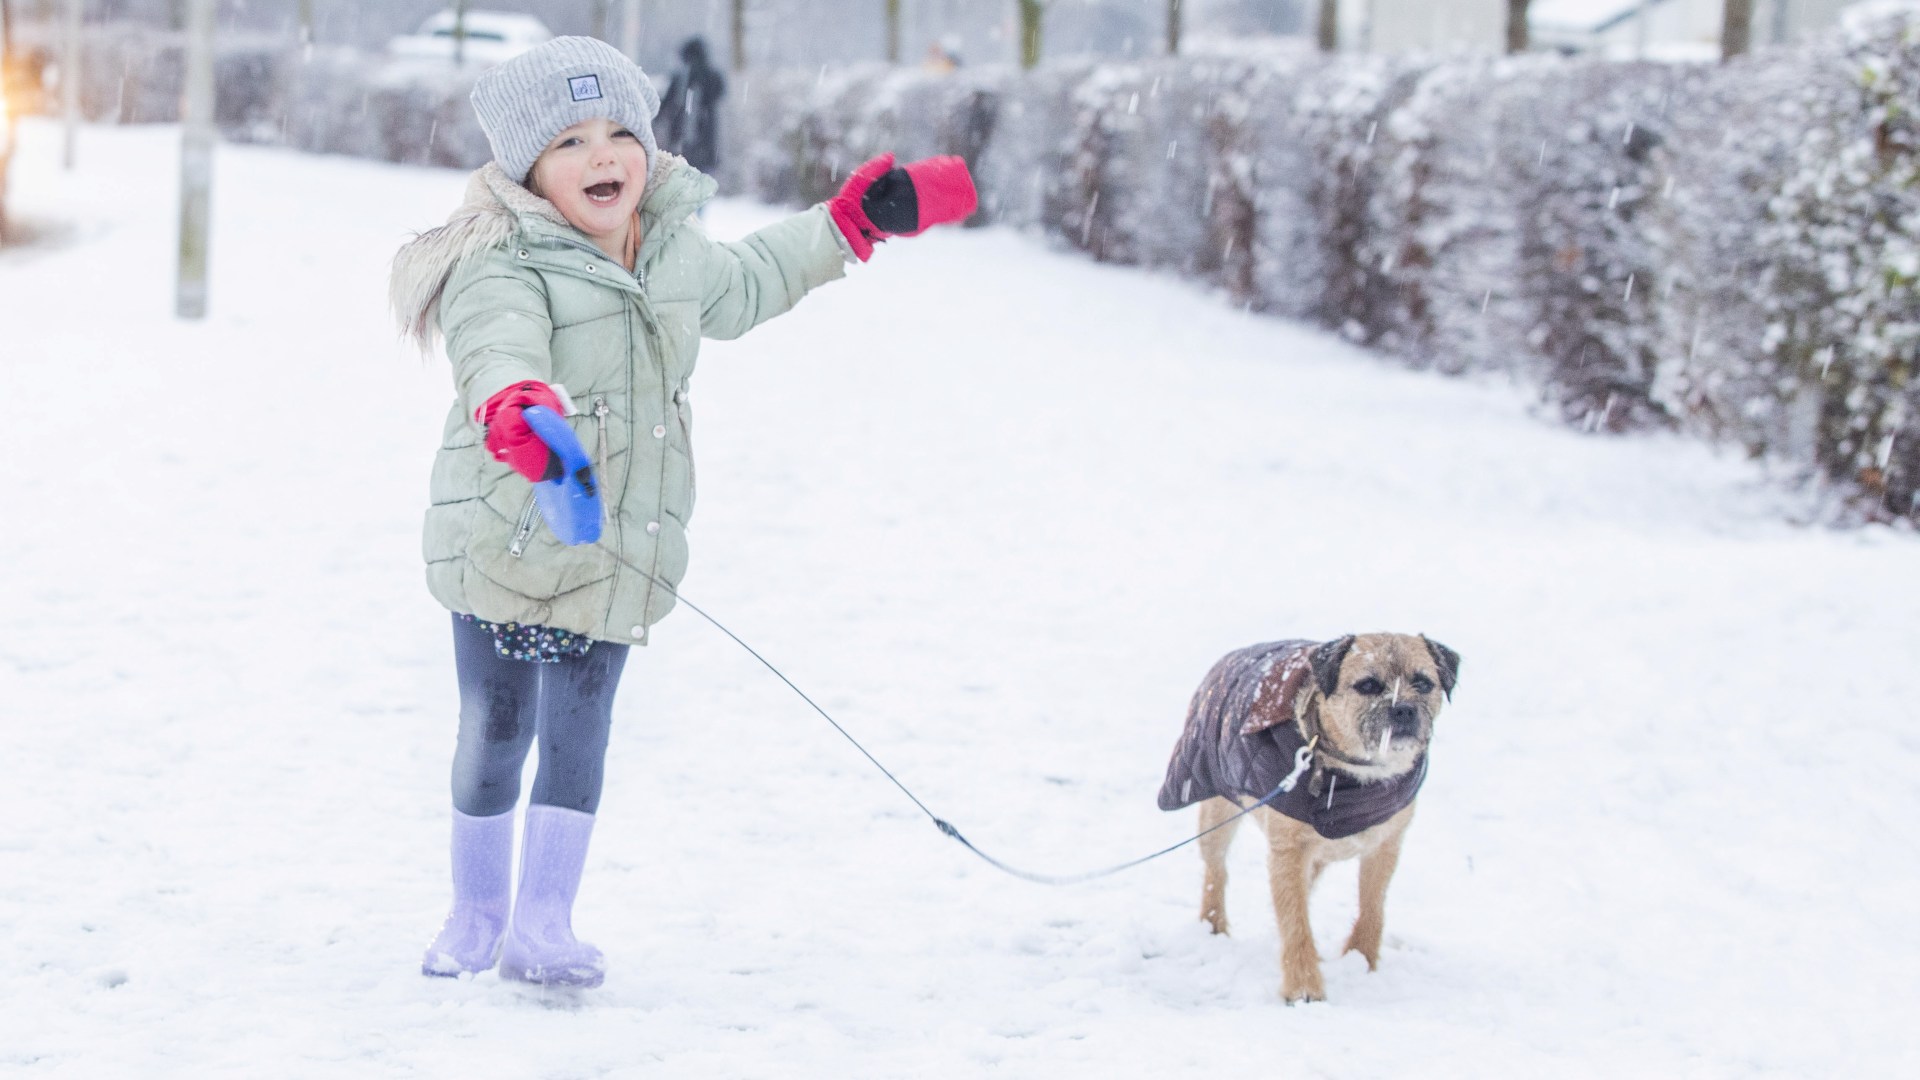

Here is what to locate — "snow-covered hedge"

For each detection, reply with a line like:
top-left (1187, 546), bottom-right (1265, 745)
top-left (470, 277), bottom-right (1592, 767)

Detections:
top-left (266, 50), bottom-right (493, 170)
top-left (54, 27), bottom-right (494, 169)
top-left (724, 16), bottom-right (1920, 521)
top-left (68, 16), bottom-right (1919, 518)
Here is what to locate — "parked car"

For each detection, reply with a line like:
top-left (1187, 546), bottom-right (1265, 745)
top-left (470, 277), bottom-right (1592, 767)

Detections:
top-left (386, 9), bottom-right (553, 66)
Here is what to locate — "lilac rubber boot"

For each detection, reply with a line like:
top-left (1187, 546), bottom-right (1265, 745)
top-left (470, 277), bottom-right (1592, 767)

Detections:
top-left (421, 808), bottom-right (515, 977)
top-left (499, 803), bottom-right (605, 988)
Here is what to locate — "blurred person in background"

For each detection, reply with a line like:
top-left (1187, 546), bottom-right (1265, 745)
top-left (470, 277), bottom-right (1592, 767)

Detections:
top-left (922, 35), bottom-right (963, 75)
top-left (658, 35), bottom-right (724, 176)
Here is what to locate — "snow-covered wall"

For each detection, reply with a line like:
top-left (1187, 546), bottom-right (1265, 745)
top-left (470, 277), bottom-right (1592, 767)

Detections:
top-left (722, 14), bottom-right (1920, 520)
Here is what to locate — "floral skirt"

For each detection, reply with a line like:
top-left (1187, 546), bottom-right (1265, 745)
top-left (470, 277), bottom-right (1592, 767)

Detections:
top-left (454, 613), bottom-right (595, 664)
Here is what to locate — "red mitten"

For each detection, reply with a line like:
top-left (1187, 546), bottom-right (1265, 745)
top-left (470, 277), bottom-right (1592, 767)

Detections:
top-left (894, 156), bottom-right (978, 236)
top-left (478, 380), bottom-right (566, 482)
top-left (826, 153), bottom-right (897, 262)
top-left (829, 154), bottom-right (979, 261)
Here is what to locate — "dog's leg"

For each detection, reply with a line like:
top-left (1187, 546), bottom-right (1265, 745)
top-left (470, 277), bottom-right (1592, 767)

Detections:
top-left (1264, 823), bottom-right (1324, 1003)
top-left (1196, 798), bottom-right (1242, 935)
top-left (1343, 814), bottom-right (1411, 971)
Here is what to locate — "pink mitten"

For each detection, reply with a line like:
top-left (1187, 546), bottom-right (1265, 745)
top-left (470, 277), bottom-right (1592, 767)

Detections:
top-left (478, 381), bottom-right (567, 482)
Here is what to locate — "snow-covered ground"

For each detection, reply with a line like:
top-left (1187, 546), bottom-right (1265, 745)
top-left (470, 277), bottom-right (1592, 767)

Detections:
top-left (2, 121), bottom-right (1916, 1078)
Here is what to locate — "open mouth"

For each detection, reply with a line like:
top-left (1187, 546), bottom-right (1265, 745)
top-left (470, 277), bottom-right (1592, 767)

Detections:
top-left (583, 180), bottom-right (623, 205)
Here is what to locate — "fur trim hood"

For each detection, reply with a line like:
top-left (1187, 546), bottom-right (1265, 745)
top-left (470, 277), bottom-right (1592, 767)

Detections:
top-left (389, 163), bottom-right (551, 349)
top-left (389, 155), bottom-right (706, 349)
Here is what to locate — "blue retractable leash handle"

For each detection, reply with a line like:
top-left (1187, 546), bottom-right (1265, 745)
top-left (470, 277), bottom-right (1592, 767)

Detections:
top-left (520, 405), bottom-right (602, 546)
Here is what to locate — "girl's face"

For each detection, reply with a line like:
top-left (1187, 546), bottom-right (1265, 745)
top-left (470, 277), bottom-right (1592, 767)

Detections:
top-left (528, 118), bottom-right (650, 254)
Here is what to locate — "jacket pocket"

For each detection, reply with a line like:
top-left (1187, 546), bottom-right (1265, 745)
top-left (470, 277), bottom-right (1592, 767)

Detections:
top-left (507, 491), bottom-right (540, 558)
top-left (674, 383), bottom-right (695, 509)
top-left (593, 394), bottom-right (611, 500)
top-left (662, 445), bottom-right (695, 524)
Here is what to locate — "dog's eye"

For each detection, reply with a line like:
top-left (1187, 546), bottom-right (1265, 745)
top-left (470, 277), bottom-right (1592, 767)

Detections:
top-left (1411, 674), bottom-right (1436, 694)
top-left (1352, 677), bottom-right (1386, 696)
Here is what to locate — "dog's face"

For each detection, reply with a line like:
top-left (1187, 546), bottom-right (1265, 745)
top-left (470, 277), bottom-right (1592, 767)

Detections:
top-left (1305, 633), bottom-right (1459, 776)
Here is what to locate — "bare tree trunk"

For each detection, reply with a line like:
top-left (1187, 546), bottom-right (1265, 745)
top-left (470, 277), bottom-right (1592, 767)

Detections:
top-left (886, 0), bottom-right (902, 64)
top-left (1167, 0), bottom-right (1182, 56)
top-left (452, 1), bottom-right (469, 68)
top-left (1506, 0), bottom-right (1530, 54)
top-left (62, 0), bottom-right (80, 168)
top-left (1722, 0), bottom-right (1753, 61)
top-left (1317, 0), bottom-right (1338, 53)
top-left (1019, 0), bottom-right (1045, 70)
top-left (733, 0), bottom-right (747, 70)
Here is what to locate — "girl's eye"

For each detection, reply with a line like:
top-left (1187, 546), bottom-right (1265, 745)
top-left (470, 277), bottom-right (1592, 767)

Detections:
top-left (1353, 677), bottom-right (1386, 696)
top-left (613, 129), bottom-right (637, 140)
top-left (1410, 675), bottom-right (1436, 694)
top-left (556, 137), bottom-right (582, 149)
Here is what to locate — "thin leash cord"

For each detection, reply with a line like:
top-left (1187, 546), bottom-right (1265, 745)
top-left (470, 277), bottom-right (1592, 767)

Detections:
top-left (593, 540), bottom-right (1308, 885)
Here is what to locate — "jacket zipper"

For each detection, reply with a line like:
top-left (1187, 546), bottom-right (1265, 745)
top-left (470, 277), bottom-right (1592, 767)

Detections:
top-left (508, 491), bottom-right (539, 558)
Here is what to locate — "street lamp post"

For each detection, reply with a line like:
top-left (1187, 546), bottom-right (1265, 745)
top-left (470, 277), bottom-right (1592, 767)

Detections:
top-left (620, 0), bottom-right (642, 61)
top-left (176, 0), bottom-right (215, 319)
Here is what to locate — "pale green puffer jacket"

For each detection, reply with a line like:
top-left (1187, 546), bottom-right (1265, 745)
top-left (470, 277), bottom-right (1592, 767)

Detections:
top-left (391, 154), bottom-right (853, 644)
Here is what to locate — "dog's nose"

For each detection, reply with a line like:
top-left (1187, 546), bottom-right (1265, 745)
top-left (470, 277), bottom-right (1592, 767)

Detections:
top-left (1389, 704), bottom-right (1419, 731)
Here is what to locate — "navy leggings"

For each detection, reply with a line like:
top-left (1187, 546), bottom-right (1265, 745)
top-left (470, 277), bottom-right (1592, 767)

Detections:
top-left (449, 615), bottom-right (630, 817)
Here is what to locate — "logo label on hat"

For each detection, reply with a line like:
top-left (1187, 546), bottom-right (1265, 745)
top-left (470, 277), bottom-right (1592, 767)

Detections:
top-left (568, 75), bottom-right (603, 102)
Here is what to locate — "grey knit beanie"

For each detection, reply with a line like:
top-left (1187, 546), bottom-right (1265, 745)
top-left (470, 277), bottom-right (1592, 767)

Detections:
top-left (471, 36), bottom-right (661, 185)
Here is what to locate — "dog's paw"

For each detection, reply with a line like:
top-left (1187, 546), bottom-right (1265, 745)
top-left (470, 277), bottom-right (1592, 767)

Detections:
top-left (1282, 985), bottom-right (1326, 1005)
top-left (1280, 968), bottom-right (1326, 1004)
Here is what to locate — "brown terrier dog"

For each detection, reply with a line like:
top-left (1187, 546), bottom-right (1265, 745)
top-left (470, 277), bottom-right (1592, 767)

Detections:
top-left (1157, 633), bottom-right (1459, 1003)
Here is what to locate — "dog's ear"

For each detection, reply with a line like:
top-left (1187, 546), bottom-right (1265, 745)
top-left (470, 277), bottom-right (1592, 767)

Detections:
top-left (1422, 635), bottom-right (1460, 700)
top-left (1308, 635), bottom-right (1356, 698)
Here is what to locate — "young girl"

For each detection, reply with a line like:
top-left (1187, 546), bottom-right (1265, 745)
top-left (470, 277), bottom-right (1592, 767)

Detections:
top-left (390, 36), bottom-right (975, 988)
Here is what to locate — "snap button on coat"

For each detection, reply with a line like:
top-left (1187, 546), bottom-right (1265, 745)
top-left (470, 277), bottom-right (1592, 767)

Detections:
top-left (645, 521), bottom-right (660, 535)
top-left (652, 424), bottom-right (666, 438)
